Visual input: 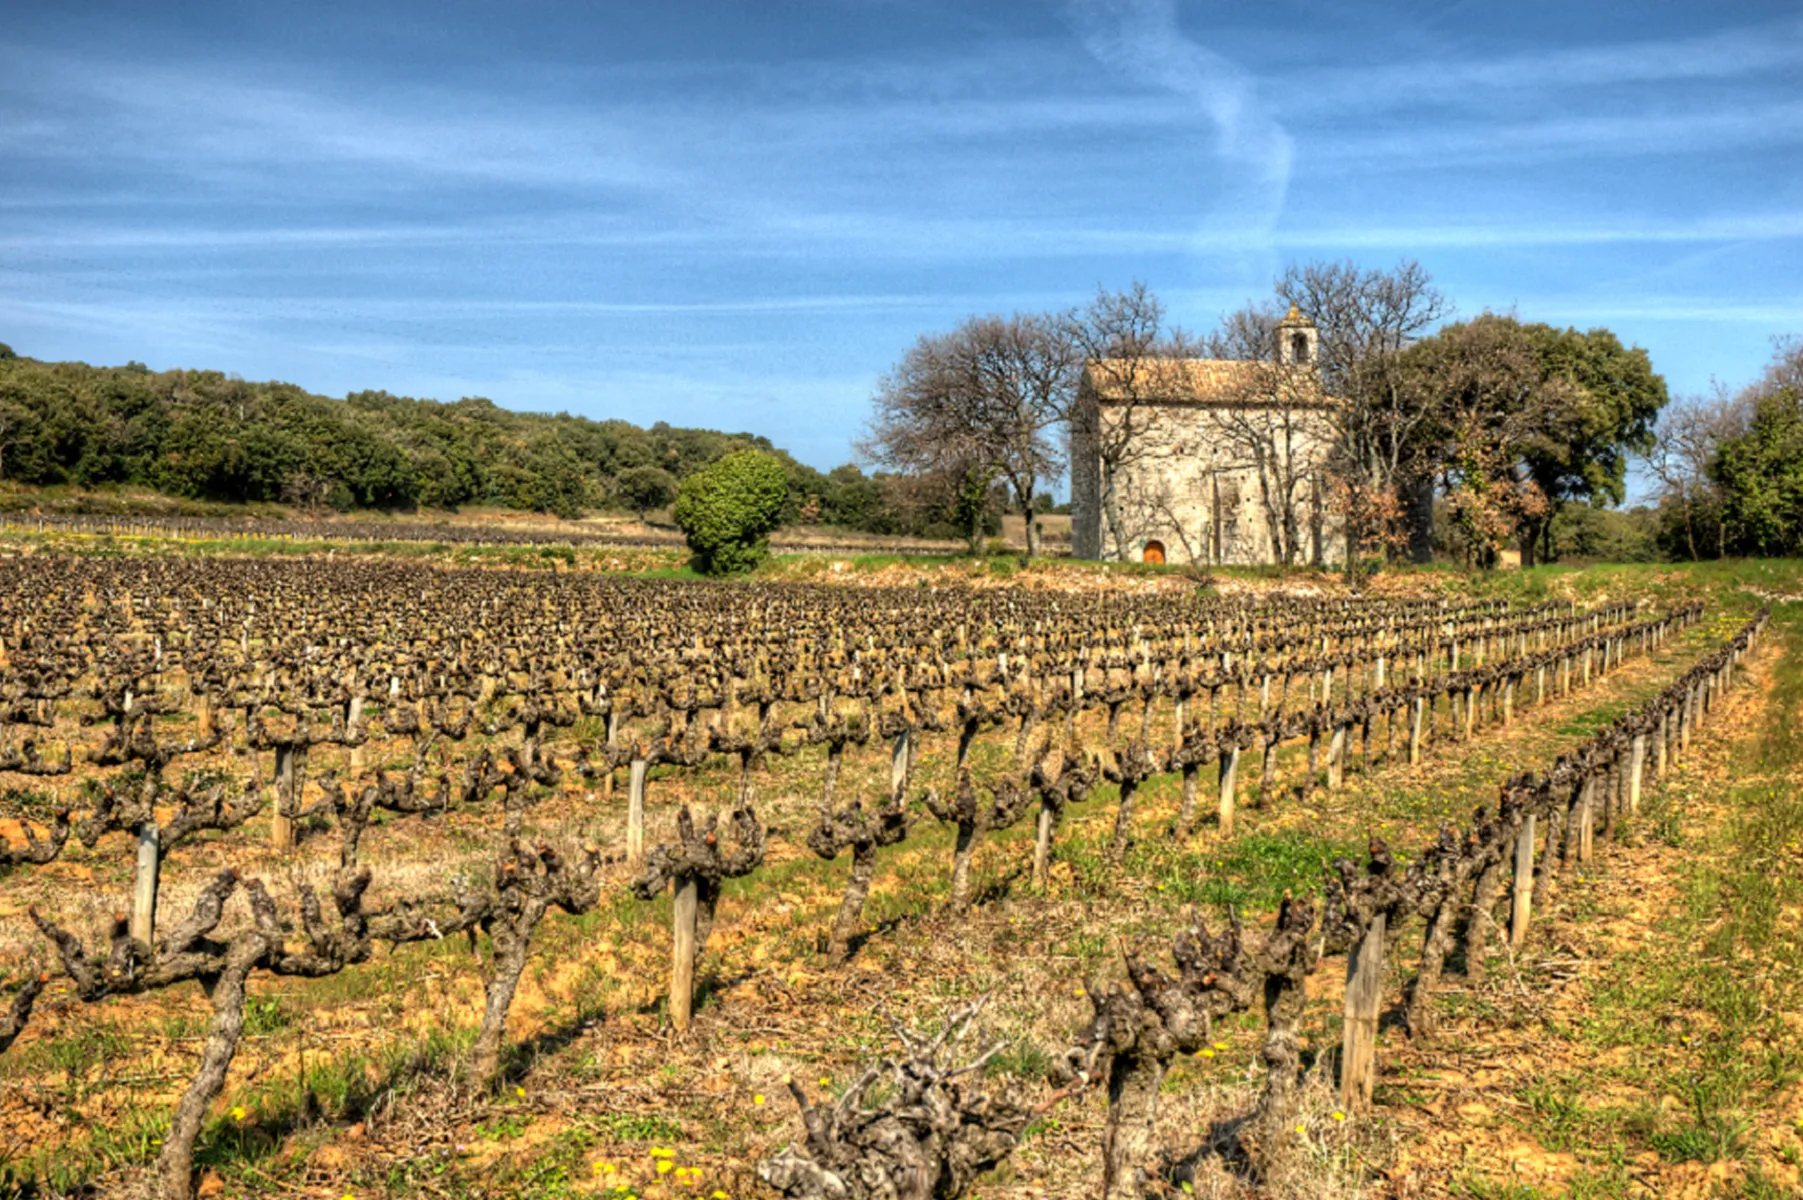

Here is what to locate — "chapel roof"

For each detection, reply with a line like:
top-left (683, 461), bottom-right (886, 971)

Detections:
top-left (1078, 357), bottom-right (1332, 408)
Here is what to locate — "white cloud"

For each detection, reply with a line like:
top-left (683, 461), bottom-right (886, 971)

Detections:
top-left (1062, 0), bottom-right (1292, 237)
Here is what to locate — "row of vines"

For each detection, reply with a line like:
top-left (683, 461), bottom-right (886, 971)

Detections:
top-left (0, 556), bottom-right (1760, 1197)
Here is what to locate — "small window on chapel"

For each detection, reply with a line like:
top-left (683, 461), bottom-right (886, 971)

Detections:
top-left (1291, 332), bottom-right (1311, 364)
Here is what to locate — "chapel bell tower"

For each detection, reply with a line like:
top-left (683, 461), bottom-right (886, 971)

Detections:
top-left (1277, 303), bottom-right (1318, 369)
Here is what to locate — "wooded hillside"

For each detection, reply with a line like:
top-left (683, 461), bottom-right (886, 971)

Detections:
top-left (0, 344), bottom-right (902, 527)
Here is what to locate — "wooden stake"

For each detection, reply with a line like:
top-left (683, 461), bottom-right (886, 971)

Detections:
top-left (1340, 913), bottom-right (1385, 1112)
top-left (271, 745), bottom-right (296, 851)
top-left (1578, 778), bottom-right (1595, 863)
top-left (1509, 815), bottom-right (1535, 948)
top-left (1217, 745), bottom-right (1239, 837)
top-left (627, 756), bottom-right (648, 870)
top-left (890, 729), bottom-right (911, 797)
top-left (670, 876), bottom-right (698, 1032)
top-left (131, 821), bottom-right (160, 947)
top-left (1408, 696), bottom-right (1424, 765)
top-left (1629, 735), bottom-right (1646, 814)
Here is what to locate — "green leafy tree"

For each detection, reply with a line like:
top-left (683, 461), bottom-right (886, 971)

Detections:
top-left (1711, 384), bottom-right (1803, 555)
top-left (673, 450), bottom-right (790, 575)
top-left (616, 465), bottom-right (678, 521)
top-left (1401, 314), bottom-right (1667, 564)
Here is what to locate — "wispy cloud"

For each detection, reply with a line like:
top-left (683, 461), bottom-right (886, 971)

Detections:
top-left (1062, 0), bottom-right (1292, 236)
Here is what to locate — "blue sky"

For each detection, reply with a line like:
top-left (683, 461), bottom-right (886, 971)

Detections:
top-left (4, 0), bottom-right (1800, 491)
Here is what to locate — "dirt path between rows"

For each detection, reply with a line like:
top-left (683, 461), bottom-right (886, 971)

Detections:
top-left (1378, 622), bottom-right (1788, 1198)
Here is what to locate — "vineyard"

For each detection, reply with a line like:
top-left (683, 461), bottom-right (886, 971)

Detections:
top-left (0, 554), bottom-right (1797, 1199)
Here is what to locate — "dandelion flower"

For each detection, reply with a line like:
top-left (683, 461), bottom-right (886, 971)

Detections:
top-left (657, 1160), bottom-right (675, 1176)
top-left (230, 1106), bottom-right (247, 1122)
top-left (514, 1085), bottom-right (526, 1099)
top-left (1331, 1111), bottom-right (1346, 1121)
top-left (1199, 1049), bottom-right (1215, 1059)
top-left (753, 1093), bottom-right (766, 1106)
top-left (818, 1077), bottom-right (831, 1087)
top-left (1213, 1041), bottom-right (1227, 1051)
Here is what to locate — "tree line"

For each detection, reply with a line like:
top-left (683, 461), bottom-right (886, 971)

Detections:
top-left (0, 343), bottom-right (968, 537)
top-left (863, 260), bottom-right (1671, 570)
top-left (1648, 336), bottom-right (1803, 559)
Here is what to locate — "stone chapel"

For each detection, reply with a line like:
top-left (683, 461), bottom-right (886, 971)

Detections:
top-left (1068, 306), bottom-right (1343, 566)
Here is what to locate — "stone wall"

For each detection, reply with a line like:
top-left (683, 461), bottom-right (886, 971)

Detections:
top-left (1069, 395), bottom-right (1342, 567)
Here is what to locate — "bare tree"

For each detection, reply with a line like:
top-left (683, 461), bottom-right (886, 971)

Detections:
top-left (1647, 388), bottom-right (1751, 561)
top-left (1204, 305), bottom-right (1335, 566)
top-left (1273, 260), bottom-right (1451, 571)
top-left (1066, 282), bottom-right (1202, 560)
top-left (862, 313), bottom-right (1078, 558)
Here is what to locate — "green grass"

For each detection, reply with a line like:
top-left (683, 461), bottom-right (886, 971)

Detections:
top-left (1511, 601), bottom-right (1803, 1184)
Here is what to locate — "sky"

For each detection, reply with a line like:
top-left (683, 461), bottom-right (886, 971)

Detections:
top-left (3, 0), bottom-right (1800, 491)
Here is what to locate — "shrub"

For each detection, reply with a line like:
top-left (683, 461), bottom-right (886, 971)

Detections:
top-left (673, 451), bottom-right (789, 575)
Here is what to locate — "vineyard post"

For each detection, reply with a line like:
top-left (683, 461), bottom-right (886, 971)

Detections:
top-left (1218, 743), bottom-right (1239, 836)
top-left (347, 694), bottom-right (365, 776)
top-left (1578, 777), bottom-right (1595, 863)
top-left (603, 700), bottom-right (620, 798)
top-left (1033, 803), bottom-right (1054, 885)
top-left (1509, 814), bottom-right (1535, 948)
top-left (131, 821), bottom-right (160, 947)
top-left (627, 755), bottom-right (649, 869)
top-left (1327, 722), bottom-right (1347, 790)
top-left (271, 744), bottom-right (296, 851)
top-left (1629, 735), bottom-right (1646, 813)
top-left (890, 729), bottom-right (911, 797)
top-left (1679, 685), bottom-right (1694, 753)
top-left (1462, 685), bottom-right (1478, 740)
top-left (1340, 912), bottom-right (1385, 1111)
top-left (1502, 677), bottom-right (1514, 726)
top-left (671, 875), bottom-right (698, 1031)
top-left (1408, 695), bottom-right (1424, 765)
top-left (1654, 711), bottom-right (1669, 776)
